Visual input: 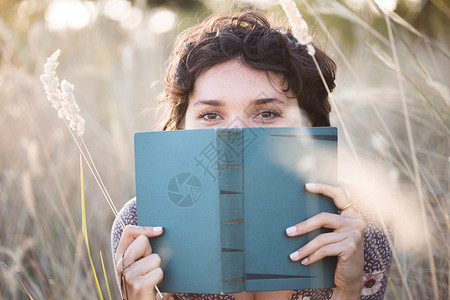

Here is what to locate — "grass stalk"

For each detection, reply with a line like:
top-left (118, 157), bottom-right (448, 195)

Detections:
top-left (313, 0), bottom-right (389, 46)
top-left (80, 155), bottom-right (104, 300)
top-left (284, 2), bottom-right (419, 299)
top-left (81, 139), bottom-right (122, 221)
top-left (22, 97), bottom-right (79, 243)
top-left (100, 251), bottom-right (113, 300)
top-left (0, 249), bottom-right (44, 299)
top-left (65, 120), bottom-right (125, 229)
top-left (382, 8), bottom-right (439, 300)
top-left (303, 0), bottom-right (417, 178)
top-left (0, 262), bottom-right (36, 300)
top-left (387, 275), bottom-right (400, 300)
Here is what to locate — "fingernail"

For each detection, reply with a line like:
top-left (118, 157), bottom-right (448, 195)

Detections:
top-left (153, 226), bottom-right (163, 232)
top-left (286, 226), bottom-right (297, 235)
top-left (289, 251), bottom-right (300, 260)
top-left (305, 183), bottom-right (316, 188)
top-left (301, 257), bottom-right (309, 265)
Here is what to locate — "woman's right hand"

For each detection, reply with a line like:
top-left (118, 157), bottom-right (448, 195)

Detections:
top-left (115, 225), bottom-right (164, 299)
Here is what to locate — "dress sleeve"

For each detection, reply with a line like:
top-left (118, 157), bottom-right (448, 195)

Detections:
top-left (110, 198), bottom-right (138, 292)
top-left (360, 212), bottom-right (394, 300)
top-left (292, 211), bottom-right (394, 300)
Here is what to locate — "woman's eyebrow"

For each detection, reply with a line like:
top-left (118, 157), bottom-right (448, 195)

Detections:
top-left (193, 99), bottom-right (224, 106)
top-left (193, 97), bottom-right (286, 107)
top-left (253, 97), bottom-right (286, 105)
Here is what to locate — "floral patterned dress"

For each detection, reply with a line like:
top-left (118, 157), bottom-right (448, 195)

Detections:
top-left (111, 198), bottom-right (392, 299)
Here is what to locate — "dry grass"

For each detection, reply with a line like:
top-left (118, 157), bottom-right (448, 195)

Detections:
top-left (0, 0), bottom-right (448, 299)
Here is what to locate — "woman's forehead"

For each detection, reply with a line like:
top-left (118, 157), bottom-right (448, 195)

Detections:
top-left (190, 59), bottom-right (290, 101)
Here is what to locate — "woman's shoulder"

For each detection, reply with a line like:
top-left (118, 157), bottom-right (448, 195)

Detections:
top-left (111, 197), bottom-right (138, 255)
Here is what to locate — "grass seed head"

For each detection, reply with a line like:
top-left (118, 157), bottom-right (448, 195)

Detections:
top-left (279, 0), bottom-right (315, 56)
top-left (40, 49), bottom-right (85, 137)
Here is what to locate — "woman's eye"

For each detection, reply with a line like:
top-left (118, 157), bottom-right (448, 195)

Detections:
top-left (199, 112), bottom-right (221, 121)
top-left (205, 113), bottom-right (217, 119)
top-left (259, 111), bottom-right (273, 118)
top-left (256, 110), bottom-right (280, 120)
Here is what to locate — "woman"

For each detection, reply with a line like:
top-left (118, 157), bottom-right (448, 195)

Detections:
top-left (111, 11), bottom-right (392, 300)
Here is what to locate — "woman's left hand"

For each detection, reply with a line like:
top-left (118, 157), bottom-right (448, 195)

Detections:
top-left (286, 183), bottom-right (364, 300)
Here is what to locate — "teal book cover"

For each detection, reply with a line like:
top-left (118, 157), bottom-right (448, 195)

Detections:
top-left (135, 127), bottom-right (338, 294)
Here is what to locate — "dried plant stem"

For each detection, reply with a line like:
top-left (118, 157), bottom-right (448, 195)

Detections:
top-left (80, 155), bottom-right (104, 300)
top-left (39, 49), bottom-right (160, 297)
top-left (155, 286), bottom-right (163, 298)
top-left (310, 25), bottom-right (416, 300)
top-left (41, 49), bottom-right (124, 229)
top-left (387, 276), bottom-right (401, 300)
top-left (81, 139), bottom-right (121, 219)
top-left (0, 262), bottom-right (37, 300)
top-left (424, 38), bottom-right (445, 84)
top-left (416, 166), bottom-right (447, 231)
top-left (301, 0), bottom-right (415, 177)
top-left (40, 49), bottom-right (125, 227)
top-left (64, 120), bottom-right (125, 229)
top-left (40, 49), bottom-right (123, 224)
top-left (302, 5), bottom-right (445, 295)
top-left (383, 12), bottom-right (439, 300)
top-left (315, 0), bottom-right (390, 46)
top-left (301, 0), bottom-right (358, 80)
top-left (309, 56), bottom-right (412, 300)
top-left (100, 251), bottom-right (113, 300)
top-left (22, 96), bottom-right (79, 241)
top-left (431, 0), bottom-right (450, 18)
top-left (314, 57), bottom-right (360, 162)
top-left (279, 0), bottom-right (360, 167)
top-left (282, 1), bottom-right (416, 299)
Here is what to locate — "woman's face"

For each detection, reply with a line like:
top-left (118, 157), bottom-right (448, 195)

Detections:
top-left (184, 59), bottom-right (310, 129)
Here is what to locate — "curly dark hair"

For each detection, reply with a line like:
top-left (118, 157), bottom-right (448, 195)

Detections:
top-left (159, 11), bottom-right (336, 130)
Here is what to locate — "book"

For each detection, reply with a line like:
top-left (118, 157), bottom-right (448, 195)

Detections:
top-left (135, 126), bottom-right (338, 294)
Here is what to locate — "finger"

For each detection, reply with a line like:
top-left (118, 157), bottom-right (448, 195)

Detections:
top-left (305, 183), bottom-right (346, 206)
top-left (118, 234), bottom-right (153, 273)
top-left (289, 231), bottom-right (347, 261)
top-left (142, 267), bottom-right (164, 287)
top-left (305, 183), bottom-right (359, 216)
top-left (126, 267), bottom-right (164, 297)
top-left (124, 253), bottom-right (161, 279)
top-left (300, 237), bottom-right (361, 265)
top-left (128, 267), bottom-right (164, 293)
top-left (115, 225), bottom-right (163, 262)
top-left (285, 212), bottom-right (345, 236)
top-left (299, 242), bottom-right (345, 265)
top-left (286, 212), bottom-right (365, 237)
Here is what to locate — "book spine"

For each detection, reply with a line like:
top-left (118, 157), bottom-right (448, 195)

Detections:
top-left (216, 128), bottom-right (245, 293)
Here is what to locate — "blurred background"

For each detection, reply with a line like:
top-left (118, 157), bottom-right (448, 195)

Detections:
top-left (0, 0), bottom-right (448, 299)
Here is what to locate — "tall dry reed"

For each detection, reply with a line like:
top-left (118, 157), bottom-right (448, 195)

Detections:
top-left (0, 0), bottom-right (447, 299)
